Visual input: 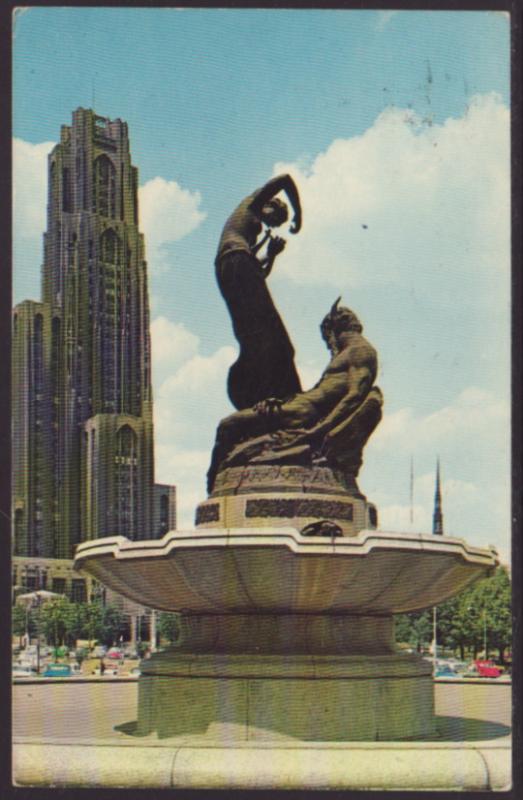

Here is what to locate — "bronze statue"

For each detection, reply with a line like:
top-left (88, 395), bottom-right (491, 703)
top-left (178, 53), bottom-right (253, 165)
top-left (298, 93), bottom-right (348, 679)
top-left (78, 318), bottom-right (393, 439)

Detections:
top-left (207, 299), bottom-right (383, 492)
top-left (215, 174), bottom-right (303, 410)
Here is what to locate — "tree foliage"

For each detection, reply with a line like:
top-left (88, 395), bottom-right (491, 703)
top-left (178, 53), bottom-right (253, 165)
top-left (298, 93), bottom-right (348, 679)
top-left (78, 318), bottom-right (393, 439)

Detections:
top-left (34, 598), bottom-right (125, 648)
top-left (395, 566), bottom-right (511, 661)
top-left (12, 604), bottom-right (31, 641)
top-left (38, 597), bottom-right (78, 646)
top-left (158, 612), bottom-right (180, 645)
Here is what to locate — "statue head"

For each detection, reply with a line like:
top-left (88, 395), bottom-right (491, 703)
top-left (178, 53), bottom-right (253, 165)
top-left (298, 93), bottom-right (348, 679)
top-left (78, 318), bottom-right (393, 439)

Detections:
top-left (320, 298), bottom-right (363, 346)
top-left (261, 197), bottom-right (288, 228)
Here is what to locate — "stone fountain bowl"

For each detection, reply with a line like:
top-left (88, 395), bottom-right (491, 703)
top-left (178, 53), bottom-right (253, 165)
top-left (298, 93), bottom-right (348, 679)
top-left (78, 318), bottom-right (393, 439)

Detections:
top-left (74, 528), bottom-right (498, 615)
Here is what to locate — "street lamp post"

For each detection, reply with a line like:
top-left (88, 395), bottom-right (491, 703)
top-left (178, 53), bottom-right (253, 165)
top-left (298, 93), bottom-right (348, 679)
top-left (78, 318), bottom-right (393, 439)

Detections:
top-left (432, 606), bottom-right (438, 673)
top-left (35, 595), bottom-right (41, 674)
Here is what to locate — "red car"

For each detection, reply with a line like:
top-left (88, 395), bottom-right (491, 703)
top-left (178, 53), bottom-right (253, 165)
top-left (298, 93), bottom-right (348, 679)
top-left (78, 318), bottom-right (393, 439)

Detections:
top-left (106, 648), bottom-right (124, 660)
top-left (474, 659), bottom-right (503, 678)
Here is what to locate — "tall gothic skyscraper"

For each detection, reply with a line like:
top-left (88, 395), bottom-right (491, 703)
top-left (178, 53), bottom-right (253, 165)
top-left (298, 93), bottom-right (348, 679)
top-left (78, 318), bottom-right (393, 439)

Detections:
top-left (12, 108), bottom-right (176, 559)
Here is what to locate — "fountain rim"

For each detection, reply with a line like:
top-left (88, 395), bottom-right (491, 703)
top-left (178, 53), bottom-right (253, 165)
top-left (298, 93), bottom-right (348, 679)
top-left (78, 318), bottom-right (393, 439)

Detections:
top-left (74, 527), bottom-right (498, 569)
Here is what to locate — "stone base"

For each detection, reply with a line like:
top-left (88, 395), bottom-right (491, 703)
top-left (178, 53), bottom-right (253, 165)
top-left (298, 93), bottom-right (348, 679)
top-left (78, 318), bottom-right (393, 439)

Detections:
top-left (168, 612), bottom-right (397, 654)
top-left (196, 464), bottom-right (378, 535)
top-left (13, 739), bottom-right (511, 790)
top-left (137, 650), bottom-right (435, 742)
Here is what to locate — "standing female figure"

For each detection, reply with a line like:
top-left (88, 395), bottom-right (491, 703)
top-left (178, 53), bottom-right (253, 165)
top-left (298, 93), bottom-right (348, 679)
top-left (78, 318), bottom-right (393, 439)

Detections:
top-left (215, 174), bottom-right (302, 410)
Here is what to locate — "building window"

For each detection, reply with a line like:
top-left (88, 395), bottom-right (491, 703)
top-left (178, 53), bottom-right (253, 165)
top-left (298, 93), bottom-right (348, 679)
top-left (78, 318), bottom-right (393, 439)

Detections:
top-left (115, 425), bottom-right (139, 537)
top-left (71, 579), bottom-right (86, 603)
top-left (62, 167), bottom-right (72, 212)
top-left (100, 229), bottom-right (120, 264)
top-left (93, 155), bottom-right (116, 218)
top-left (14, 509), bottom-right (24, 556)
top-left (52, 578), bottom-right (67, 595)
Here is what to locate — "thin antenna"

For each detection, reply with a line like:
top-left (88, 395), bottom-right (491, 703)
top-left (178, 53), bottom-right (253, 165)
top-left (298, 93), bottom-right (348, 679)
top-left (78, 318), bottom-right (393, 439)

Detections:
top-left (409, 456), bottom-right (414, 528)
top-left (92, 76), bottom-right (96, 112)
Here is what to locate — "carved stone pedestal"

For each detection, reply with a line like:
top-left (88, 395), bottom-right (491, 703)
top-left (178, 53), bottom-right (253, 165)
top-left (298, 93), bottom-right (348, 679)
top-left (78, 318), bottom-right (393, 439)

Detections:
top-left (195, 464), bottom-right (378, 535)
top-left (137, 612), bottom-right (435, 742)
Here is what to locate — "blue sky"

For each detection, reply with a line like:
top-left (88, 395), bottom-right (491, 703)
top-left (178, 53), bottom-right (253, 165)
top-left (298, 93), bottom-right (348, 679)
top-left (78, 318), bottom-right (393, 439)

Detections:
top-left (13, 8), bottom-right (511, 561)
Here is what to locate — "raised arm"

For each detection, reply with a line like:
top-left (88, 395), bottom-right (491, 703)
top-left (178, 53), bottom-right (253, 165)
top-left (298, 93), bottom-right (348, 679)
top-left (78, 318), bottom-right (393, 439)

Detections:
top-left (249, 174), bottom-right (302, 233)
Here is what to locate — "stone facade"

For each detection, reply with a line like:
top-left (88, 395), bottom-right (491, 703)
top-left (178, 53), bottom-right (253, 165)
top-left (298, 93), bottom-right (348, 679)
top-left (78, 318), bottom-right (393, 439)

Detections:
top-left (12, 556), bottom-right (94, 604)
top-left (12, 108), bottom-right (175, 558)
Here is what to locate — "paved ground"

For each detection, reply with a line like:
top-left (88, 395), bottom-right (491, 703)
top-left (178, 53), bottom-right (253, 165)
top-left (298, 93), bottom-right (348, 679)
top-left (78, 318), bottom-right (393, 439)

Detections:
top-left (13, 679), bottom-right (511, 744)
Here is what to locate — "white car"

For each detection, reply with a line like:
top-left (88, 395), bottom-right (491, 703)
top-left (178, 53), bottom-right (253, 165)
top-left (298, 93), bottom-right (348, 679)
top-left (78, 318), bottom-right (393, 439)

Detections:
top-left (93, 666), bottom-right (118, 676)
top-left (12, 664), bottom-right (36, 678)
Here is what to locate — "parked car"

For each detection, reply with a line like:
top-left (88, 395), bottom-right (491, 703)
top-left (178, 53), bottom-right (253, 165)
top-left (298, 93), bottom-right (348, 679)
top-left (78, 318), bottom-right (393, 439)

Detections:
top-left (449, 661), bottom-right (468, 674)
top-left (93, 665), bottom-right (118, 676)
top-left (42, 663), bottom-right (73, 678)
top-left (434, 664), bottom-right (458, 678)
top-left (12, 664), bottom-right (36, 678)
top-left (474, 659), bottom-right (503, 678)
top-left (106, 648), bottom-right (124, 660)
top-left (92, 645), bottom-right (107, 658)
top-left (17, 656), bottom-right (38, 670)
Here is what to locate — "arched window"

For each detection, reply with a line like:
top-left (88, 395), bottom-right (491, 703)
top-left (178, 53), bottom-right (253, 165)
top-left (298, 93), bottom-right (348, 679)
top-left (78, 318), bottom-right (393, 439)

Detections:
top-left (93, 155), bottom-right (116, 217)
top-left (115, 425), bottom-right (139, 537)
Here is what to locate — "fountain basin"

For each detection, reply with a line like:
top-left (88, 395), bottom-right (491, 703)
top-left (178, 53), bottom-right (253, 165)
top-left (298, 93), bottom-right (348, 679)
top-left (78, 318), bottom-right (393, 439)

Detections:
top-left (74, 528), bottom-right (498, 616)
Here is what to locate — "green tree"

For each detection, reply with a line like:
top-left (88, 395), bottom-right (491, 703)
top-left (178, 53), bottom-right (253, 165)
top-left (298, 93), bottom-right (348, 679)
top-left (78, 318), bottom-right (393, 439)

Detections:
top-left (466, 566), bottom-right (511, 663)
top-left (395, 610), bottom-right (432, 652)
top-left (433, 595), bottom-right (473, 659)
top-left (39, 597), bottom-right (77, 647)
top-left (395, 566), bottom-right (511, 663)
top-left (158, 612), bottom-right (180, 646)
top-left (77, 601), bottom-right (124, 649)
top-left (99, 605), bottom-right (125, 647)
top-left (12, 604), bottom-right (31, 645)
top-left (79, 601), bottom-right (105, 649)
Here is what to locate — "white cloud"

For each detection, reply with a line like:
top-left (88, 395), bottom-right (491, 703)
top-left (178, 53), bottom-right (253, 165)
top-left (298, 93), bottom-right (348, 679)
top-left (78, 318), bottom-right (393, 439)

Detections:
top-left (362, 387), bottom-right (510, 551)
top-left (370, 386), bottom-right (508, 455)
top-left (272, 94), bottom-right (509, 310)
top-left (138, 177), bottom-right (206, 273)
top-left (13, 138), bottom-right (55, 245)
top-left (150, 316), bottom-right (200, 383)
top-left (152, 334), bottom-right (236, 528)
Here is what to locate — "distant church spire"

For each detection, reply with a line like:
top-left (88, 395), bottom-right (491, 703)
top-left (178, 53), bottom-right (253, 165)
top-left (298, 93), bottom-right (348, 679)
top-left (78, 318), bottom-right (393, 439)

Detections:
top-left (432, 458), bottom-right (444, 536)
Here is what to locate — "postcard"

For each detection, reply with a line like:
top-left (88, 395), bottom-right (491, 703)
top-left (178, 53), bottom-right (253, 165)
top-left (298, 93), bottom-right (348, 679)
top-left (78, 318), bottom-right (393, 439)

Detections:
top-left (11, 6), bottom-right (512, 792)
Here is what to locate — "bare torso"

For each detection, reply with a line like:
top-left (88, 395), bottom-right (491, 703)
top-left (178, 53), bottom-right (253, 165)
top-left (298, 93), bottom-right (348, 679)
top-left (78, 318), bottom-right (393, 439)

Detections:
top-left (280, 334), bottom-right (377, 429)
top-left (216, 194), bottom-right (262, 260)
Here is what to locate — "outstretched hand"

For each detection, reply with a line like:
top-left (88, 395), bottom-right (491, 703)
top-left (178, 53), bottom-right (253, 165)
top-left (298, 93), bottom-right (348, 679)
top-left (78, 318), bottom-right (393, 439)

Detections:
top-left (267, 236), bottom-right (286, 257)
